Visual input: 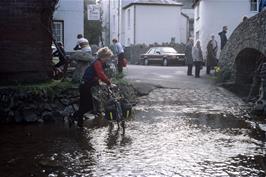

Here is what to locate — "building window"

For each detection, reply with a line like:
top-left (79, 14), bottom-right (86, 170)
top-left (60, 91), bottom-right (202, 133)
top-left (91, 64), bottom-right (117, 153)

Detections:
top-left (250, 0), bottom-right (258, 11)
top-left (52, 21), bottom-right (64, 43)
top-left (127, 9), bottom-right (131, 29)
top-left (189, 19), bottom-right (194, 37)
top-left (113, 0), bottom-right (116, 9)
top-left (127, 38), bottom-right (130, 45)
top-left (113, 15), bottom-right (116, 30)
top-left (196, 31), bottom-right (199, 40)
top-left (171, 37), bottom-right (175, 43)
top-left (196, 5), bottom-right (200, 20)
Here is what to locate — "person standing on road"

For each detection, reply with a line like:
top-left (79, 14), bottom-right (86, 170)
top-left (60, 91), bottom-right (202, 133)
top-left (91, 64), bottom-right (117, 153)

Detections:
top-left (71, 47), bottom-right (113, 127)
top-left (192, 40), bottom-right (203, 78)
top-left (112, 38), bottom-right (125, 74)
top-left (218, 26), bottom-right (228, 50)
top-left (185, 38), bottom-right (194, 76)
top-left (206, 35), bottom-right (218, 74)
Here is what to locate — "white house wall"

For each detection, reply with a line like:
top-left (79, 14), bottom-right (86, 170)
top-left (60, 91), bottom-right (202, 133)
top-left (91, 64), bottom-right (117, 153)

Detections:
top-left (194, 0), bottom-right (258, 59)
top-left (53, 0), bottom-right (84, 52)
top-left (124, 5), bottom-right (135, 46)
top-left (180, 15), bottom-right (188, 44)
top-left (120, 9), bottom-right (126, 45)
top-left (134, 5), bottom-right (182, 45)
top-left (109, 0), bottom-right (119, 42)
top-left (101, 0), bottom-right (110, 46)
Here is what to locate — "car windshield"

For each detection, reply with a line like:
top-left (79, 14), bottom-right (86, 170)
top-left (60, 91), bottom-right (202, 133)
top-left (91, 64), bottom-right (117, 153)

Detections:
top-left (161, 48), bottom-right (177, 54)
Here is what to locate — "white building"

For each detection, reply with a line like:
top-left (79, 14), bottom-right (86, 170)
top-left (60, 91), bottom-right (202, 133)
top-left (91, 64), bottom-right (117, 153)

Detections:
top-left (100, 0), bottom-right (123, 46)
top-left (176, 0), bottom-right (194, 39)
top-left (53, 0), bottom-right (84, 52)
top-left (193, 0), bottom-right (259, 58)
top-left (123, 0), bottom-right (187, 46)
top-left (101, 0), bottom-right (191, 46)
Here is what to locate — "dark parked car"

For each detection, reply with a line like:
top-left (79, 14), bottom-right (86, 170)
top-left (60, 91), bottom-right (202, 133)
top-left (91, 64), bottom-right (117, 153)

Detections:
top-left (140, 47), bottom-right (185, 66)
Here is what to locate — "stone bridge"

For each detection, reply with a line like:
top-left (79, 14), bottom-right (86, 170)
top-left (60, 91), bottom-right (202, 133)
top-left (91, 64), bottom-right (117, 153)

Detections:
top-left (219, 10), bottom-right (266, 97)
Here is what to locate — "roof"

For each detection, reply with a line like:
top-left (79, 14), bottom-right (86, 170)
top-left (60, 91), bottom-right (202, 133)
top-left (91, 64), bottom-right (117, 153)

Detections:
top-left (181, 12), bottom-right (189, 19)
top-left (175, 0), bottom-right (193, 9)
top-left (123, 0), bottom-right (183, 9)
top-left (192, 0), bottom-right (201, 8)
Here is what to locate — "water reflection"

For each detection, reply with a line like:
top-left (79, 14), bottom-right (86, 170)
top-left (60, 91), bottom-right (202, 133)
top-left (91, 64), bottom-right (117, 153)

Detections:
top-left (0, 123), bottom-right (96, 177)
top-left (1, 103), bottom-right (266, 176)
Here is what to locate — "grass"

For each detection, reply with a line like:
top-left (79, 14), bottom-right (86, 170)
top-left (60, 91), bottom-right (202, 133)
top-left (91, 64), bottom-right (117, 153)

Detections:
top-left (0, 80), bottom-right (78, 97)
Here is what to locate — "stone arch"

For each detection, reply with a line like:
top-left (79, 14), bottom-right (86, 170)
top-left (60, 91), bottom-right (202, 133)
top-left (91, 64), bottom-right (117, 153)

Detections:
top-left (235, 48), bottom-right (266, 96)
top-left (219, 10), bottom-right (266, 97)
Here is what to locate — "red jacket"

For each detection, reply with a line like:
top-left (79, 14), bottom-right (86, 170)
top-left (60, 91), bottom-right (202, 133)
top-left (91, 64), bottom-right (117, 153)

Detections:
top-left (93, 59), bottom-right (111, 85)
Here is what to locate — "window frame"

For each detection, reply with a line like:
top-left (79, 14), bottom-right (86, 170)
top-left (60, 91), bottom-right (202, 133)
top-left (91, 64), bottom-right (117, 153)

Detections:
top-left (250, 0), bottom-right (259, 12)
top-left (127, 9), bottom-right (131, 30)
top-left (196, 4), bottom-right (200, 20)
top-left (52, 20), bottom-right (64, 44)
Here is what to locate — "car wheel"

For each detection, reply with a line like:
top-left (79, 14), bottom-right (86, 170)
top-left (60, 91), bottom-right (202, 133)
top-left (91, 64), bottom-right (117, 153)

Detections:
top-left (163, 58), bottom-right (168, 66)
top-left (144, 59), bottom-right (149, 66)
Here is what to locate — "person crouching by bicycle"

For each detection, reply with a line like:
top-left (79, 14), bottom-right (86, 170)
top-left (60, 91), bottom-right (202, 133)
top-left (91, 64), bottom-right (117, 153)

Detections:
top-left (112, 38), bottom-right (125, 74)
top-left (72, 47), bottom-right (114, 127)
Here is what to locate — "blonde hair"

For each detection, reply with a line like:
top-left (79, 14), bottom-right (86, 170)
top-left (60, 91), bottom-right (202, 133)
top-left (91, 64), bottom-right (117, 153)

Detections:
top-left (97, 47), bottom-right (113, 59)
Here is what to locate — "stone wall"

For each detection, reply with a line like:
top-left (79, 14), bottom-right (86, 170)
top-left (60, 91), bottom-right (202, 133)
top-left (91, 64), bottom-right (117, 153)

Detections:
top-left (124, 43), bottom-right (185, 64)
top-left (219, 10), bottom-right (266, 82)
top-left (0, 0), bottom-right (58, 85)
top-left (0, 81), bottom-right (137, 124)
top-left (0, 83), bottom-right (79, 123)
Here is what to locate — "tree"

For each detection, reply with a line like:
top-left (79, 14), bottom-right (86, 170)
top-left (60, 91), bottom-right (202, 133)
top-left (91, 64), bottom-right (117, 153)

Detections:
top-left (84, 0), bottom-right (103, 45)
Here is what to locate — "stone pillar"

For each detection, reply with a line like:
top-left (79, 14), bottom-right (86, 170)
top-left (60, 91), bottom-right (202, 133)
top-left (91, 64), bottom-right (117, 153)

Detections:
top-left (0, 0), bottom-right (56, 85)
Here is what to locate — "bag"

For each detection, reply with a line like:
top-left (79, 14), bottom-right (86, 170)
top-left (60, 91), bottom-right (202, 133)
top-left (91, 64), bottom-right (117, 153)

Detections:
top-left (122, 58), bottom-right (128, 67)
top-left (104, 98), bottom-right (119, 121)
top-left (120, 99), bottom-right (132, 118)
top-left (104, 98), bottom-right (132, 120)
top-left (199, 61), bottom-right (204, 70)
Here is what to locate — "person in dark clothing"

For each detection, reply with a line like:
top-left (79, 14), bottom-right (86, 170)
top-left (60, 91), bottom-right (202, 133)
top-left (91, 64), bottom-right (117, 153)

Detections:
top-left (53, 42), bottom-right (66, 68)
top-left (218, 26), bottom-right (228, 50)
top-left (206, 35), bottom-right (218, 74)
top-left (71, 47), bottom-right (113, 127)
top-left (185, 38), bottom-right (194, 76)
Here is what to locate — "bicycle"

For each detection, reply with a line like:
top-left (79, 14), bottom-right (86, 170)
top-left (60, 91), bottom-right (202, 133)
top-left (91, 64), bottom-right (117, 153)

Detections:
top-left (57, 84), bottom-right (132, 133)
top-left (104, 86), bottom-right (126, 133)
top-left (92, 84), bottom-right (132, 134)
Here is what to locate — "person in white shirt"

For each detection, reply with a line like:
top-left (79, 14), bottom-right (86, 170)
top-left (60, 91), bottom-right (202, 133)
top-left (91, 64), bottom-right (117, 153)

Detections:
top-left (192, 40), bottom-right (203, 78)
top-left (74, 34), bottom-right (91, 53)
top-left (112, 38), bottom-right (125, 73)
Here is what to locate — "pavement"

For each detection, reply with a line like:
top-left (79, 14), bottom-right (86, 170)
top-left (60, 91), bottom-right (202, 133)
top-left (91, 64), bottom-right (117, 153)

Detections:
top-left (124, 64), bottom-right (248, 116)
top-left (125, 64), bottom-right (220, 96)
top-left (125, 65), bottom-right (216, 89)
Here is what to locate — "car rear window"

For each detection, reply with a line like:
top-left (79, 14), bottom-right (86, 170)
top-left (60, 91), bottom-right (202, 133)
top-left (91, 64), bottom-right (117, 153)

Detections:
top-left (161, 48), bottom-right (177, 54)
